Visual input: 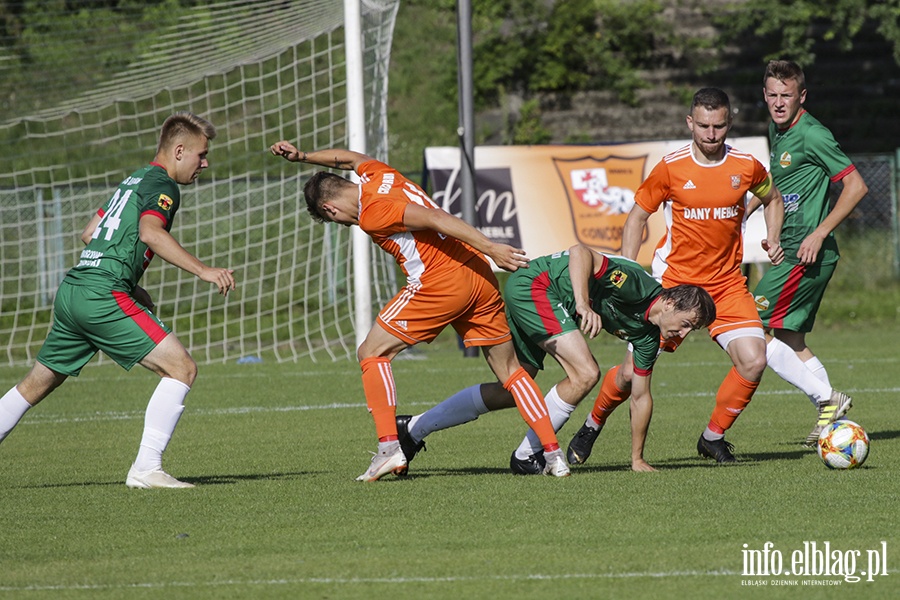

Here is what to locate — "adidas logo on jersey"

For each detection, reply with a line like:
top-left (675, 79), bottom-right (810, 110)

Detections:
top-left (395, 320), bottom-right (408, 330)
top-left (683, 180), bottom-right (697, 190)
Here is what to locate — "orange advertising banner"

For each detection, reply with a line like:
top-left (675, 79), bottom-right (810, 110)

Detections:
top-left (424, 138), bottom-right (771, 267)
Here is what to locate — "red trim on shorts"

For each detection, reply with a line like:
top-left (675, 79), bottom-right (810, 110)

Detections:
top-left (112, 291), bottom-right (168, 344)
top-left (531, 271), bottom-right (561, 336)
top-left (634, 366), bottom-right (653, 377)
top-left (768, 264), bottom-right (806, 328)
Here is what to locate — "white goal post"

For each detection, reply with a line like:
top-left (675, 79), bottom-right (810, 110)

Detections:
top-left (0, 0), bottom-right (400, 367)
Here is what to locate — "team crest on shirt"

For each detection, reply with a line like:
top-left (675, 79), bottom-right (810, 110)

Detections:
top-left (754, 295), bottom-right (769, 311)
top-left (779, 152), bottom-right (792, 168)
top-left (730, 175), bottom-right (741, 190)
top-left (609, 269), bottom-right (628, 288)
top-left (157, 194), bottom-right (174, 210)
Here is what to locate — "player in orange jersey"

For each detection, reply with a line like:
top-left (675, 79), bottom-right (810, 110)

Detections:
top-left (270, 141), bottom-right (569, 480)
top-left (576, 88), bottom-right (785, 463)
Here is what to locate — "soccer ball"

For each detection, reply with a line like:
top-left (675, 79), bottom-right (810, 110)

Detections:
top-left (817, 420), bottom-right (869, 470)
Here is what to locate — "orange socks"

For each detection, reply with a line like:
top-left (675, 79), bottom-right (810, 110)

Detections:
top-left (504, 367), bottom-right (559, 452)
top-left (360, 357), bottom-right (398, 441)
top-left (589, 366), bottom-right (630, 426)
top-left (708, 367), bottom-right (759, 434)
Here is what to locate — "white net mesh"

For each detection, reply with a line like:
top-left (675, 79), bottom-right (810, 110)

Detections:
top-left (0, 0), bottom-right (400, 366)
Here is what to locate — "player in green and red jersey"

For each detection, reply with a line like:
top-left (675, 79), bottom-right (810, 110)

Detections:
top-left (0, 112), bottom-right (236, 488)
top-left (395, 245), bottom-right (715, 474)
top-left (751, 60), bottom-right (868, 446)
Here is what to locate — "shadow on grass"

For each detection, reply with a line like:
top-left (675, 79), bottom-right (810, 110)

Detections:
top-left (401, 445), bottom-right (821, 477)
top-left (19, 471), bottom-right (309, 489)
top-left (868, 429), bottom-right (900, 442)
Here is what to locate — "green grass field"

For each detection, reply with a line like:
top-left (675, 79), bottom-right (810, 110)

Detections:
top-left (0, 324), bottom-right (897, 599)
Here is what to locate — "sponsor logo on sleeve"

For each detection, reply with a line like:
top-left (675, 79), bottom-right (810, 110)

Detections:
top-left (609, 269), bottom-right (628, 288)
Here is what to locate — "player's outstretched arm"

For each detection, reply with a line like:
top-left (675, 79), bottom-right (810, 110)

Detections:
top-left (139, 215), bottom-right (236, 296)
top-left (269, 141), bottom-right (370, 172)
top-left (402, 203), bottom-right (529, 272)
top-left (629, 374), bottom-right (657, 472)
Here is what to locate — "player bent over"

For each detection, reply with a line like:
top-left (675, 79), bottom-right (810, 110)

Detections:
top-left (394, 246), bottom-right (715, 473)
top-left (270, 141), bottom-right (569, 480)
top-left (0, 112), bottom-right (236, 488)
top-left (589, 88), bottom-right (785, 464)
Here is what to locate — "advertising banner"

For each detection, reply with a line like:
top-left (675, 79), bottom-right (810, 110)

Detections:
top-left (424, 138), bottom-right (771, 267)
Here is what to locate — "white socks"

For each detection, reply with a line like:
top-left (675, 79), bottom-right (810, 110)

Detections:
top-left (804, 356), bottom-right (831, 386)
top-left (765, 337), bottom-right (832, 406)
top-left (702, 427), bottom-right (724, 441)
top-left (0, 387), bottom-right (33, 443)
top-left (133, 377), bottom-right (190, 472)
top-left (408, 384), bottom-right (488, 443)
top-left (515, 385), bottom-right (575, 458)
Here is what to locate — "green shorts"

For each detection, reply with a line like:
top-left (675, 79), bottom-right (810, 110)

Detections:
top-left (753, 260), bottom-right (836, 333)
top-left (36, 281), bottom-right (171, 376)
top-left (503, 269), bottom-right (579, 370)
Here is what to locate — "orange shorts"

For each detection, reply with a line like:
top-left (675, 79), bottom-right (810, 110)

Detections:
top-left (377, 256), bottom-right (512, 347)
top-left (705, 279), bottom-right (763, 340)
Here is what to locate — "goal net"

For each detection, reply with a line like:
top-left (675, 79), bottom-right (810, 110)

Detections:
top-left (0, 0), bottom-right (400, 367)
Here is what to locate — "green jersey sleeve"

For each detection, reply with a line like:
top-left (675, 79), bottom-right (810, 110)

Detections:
top-left (66, 165), bottom-right (180, 291)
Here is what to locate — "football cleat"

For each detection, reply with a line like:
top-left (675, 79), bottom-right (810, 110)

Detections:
top-left (509, 450), bottom-right (545, 475)
top-left (396, 415), bottom-right (426, 464)
top-left (356, 445), bottom-right (408, 481)
top-left (542, 448), bottom-right (571, 477)
top-left (804, 390), bottom-right (853, 447)
top-left (126, 465), bottom-right (195, 489)
top-left (566, 423), bottom-right (603, 465)
top-left (697, 435), bottom-right (737, 464)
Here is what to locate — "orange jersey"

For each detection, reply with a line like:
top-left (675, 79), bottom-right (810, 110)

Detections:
top-left (357, 159), bottom-right (484, 284)
top-left (635, 144), bottom-right (770, 289)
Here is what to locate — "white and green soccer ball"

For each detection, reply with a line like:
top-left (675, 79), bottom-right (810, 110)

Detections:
top-left (817, 420), bottom-right (870, 470)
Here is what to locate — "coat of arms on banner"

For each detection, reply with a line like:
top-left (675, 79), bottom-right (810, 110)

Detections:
top-left (552, 155), bottom-right (648, 253)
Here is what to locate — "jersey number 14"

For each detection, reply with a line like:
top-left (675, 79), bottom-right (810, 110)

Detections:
top-left (92, 189), bottom-right (133, 241)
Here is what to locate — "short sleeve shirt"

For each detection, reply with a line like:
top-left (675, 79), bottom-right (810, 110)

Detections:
top-left (769, 110), bottom-right (855, 266)
top-left (635, 144), bottom-right (770, 289)
top-left (520, 251), bottom-right (664, 375)
top-left (65, 164), bottom-right (180, 292)
top-left (356, 159), bottom-right (484, 285)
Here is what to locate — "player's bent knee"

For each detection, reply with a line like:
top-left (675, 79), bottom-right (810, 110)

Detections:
top-left (570, 364), bottom-right (600, 397)
top-left (736, 354), bottom-right (767, 381)
top-left (180, 358), bottom-right (198, 387)
top-left (163, 355), bottom-right (197, 387)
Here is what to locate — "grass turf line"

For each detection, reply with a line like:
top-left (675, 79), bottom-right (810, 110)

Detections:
top-left (0, 324), bottom-right (896, 599)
